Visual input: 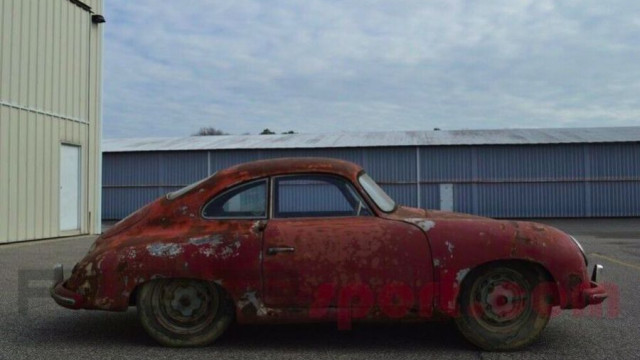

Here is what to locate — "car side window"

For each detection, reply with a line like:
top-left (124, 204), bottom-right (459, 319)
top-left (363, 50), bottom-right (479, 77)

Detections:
top-left (202, 179), bottom-right (267, 219)
top-left (274, 175), bottom-right (372, 218)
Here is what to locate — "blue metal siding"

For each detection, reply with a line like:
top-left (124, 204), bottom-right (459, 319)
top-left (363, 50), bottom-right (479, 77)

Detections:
top-left (475, 182), bottom-right (586, 218)
top-left (103, 152), bottom-right (161, 186)
top-left (420, 147), bottom-right (474, 182)
top-left (362, 148), bottom-right (416, 182)
top-left (591, 182), bottom-right (640, 217)
top-left (588, 143), bottom-right (640, 178)
top-left (209, 150), bottom-right (261, 173)
top-left (420, 184), bottom-right (441, 209)
top-left (380, 184), bottom-right (417, 208)
top-left (102, 187), bottom-right (163, 220)
top-left (476, 145), bottom-right (585, 180)
top-left (454, 184), bottom-right (475, 214)
top-left (102, 142), bottom-right (640, 219)
top-left (160, 151), bottom-right (209, 185)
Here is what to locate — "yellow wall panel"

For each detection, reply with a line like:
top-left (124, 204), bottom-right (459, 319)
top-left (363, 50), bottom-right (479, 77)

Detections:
top-left (0, 0), bottom-right (102, 242)
top-left (0, 106), bottom-right (9, 242)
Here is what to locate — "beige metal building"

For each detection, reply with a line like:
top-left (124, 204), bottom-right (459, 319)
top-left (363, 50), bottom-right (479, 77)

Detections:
top-left (0, 0), bottom-right (105, 243)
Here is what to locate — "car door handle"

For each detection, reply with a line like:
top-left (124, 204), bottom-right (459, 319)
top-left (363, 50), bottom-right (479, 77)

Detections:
top-left (267, 247), bottom-right (295, 255)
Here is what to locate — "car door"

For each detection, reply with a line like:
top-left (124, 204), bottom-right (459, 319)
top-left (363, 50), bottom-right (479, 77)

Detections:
top-left (199, 179), bottom-right (269, 297)
top-left (261, 174), bottom-right (433, 318)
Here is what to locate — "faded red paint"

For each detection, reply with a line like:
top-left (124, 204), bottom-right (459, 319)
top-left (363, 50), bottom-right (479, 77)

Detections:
top-left (52, 157), bottom-right (607, 324)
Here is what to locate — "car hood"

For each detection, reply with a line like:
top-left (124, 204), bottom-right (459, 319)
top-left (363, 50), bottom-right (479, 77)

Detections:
top-left (390, 205), bottom-right (489, 221)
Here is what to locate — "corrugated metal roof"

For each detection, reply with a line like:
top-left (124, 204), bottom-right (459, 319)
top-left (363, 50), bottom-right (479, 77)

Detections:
top-left (102, 126), bottom-right (640, 152)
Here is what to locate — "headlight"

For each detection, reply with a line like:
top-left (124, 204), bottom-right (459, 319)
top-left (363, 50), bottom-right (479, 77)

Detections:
top-left (570, 236), bottom-right (588, 266)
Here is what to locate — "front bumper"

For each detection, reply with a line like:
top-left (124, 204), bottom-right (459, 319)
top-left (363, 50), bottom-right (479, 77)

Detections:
top-left (582, 264), bottom-right (608, 306)
top-left (50, 264), bottom-right (84, 309)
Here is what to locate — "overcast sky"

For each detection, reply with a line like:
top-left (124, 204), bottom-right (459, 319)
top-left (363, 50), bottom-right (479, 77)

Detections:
top-left (103, 0), bottom-right (640, 138)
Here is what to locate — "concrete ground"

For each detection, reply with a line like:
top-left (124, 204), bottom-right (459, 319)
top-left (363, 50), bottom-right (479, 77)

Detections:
top-left (0, 219), bottom-right (638, 359)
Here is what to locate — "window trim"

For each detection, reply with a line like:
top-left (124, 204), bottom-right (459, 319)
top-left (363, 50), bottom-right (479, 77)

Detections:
top-left (357, 172), bottom-right (397, 213)
top-left (200, 178), bottom-right (269, 220)
top-left (270, 173), bottom-right (373, 219)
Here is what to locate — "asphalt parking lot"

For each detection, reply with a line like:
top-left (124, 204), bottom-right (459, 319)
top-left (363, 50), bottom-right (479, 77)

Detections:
top-left (1, 219), bottom-right (639, 360)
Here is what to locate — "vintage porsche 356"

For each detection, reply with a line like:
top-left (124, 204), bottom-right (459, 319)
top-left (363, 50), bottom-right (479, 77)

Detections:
top-left (51, 157), bottom-right (607, 350)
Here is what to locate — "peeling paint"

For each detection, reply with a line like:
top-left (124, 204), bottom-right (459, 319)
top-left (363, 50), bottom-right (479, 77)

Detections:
top-left (84, 263), bottom-right (94, 276)
top-left (403, 218), bottom-right (435, 232)
top-left (455, 268), bottom-right (470, 283)
top-left (189, 234), bottom-right (223, 246)
top-left (238, 291), bottom-right (268, 316)
top-left (126, 247), bottom-right (137, 259)
top-left (445, 241), bottom-right (455, 255)
top-left (146, 243), bottom-right (183, 257)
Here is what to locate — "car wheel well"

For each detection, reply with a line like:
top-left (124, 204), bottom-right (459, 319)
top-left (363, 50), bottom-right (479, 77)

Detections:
top-left (459, 259), bottom-right (559, 305)
top-left (454, 259), bottom-right (557, 350)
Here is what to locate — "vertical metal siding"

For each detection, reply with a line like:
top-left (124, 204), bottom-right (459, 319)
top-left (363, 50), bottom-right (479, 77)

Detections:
top-left (160, 151), bottom-right (209, 185)
top-left (588, 143), bottom-right (640, 178)
top-left (380, 184), bottom-right (417, 208)
top-left (0, 0), bottom-right (103, 242)
top-left (420, 146), bottom-right (474, 182)
top-left (476, 145), bottom-right (585, 180)
top-left (103, 152), bottom-right (161, 187)
top-left (591, 182), bottom-right (640, 217)
top-left (102, 141), bottom-right (640, 220)
top-left (102, 187), bottom-right (163, 220)
top-left (209, 150), bottom-right (262, 173)
top-left (476, 182), bottom-right (586, 218)
top-left (419, 184), bottom-right (441, 210)
top-left (454, 184), bottom-right (474, 214)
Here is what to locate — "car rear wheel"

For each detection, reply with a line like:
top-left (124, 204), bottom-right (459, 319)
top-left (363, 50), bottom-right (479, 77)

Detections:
top-left (454, 264), bottom-right (553, 351)
top-left (137, 279), bottom-right (234, 347)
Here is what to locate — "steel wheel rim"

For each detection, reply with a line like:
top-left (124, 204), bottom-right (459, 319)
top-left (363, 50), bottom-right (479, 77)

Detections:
top-left (151, 279), bottom-right (219, 335)
top-left (469, 268), bottom-right (532, 330)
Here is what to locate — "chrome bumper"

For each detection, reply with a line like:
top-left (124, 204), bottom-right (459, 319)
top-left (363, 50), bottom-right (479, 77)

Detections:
top-left (583, 264), bottom-right (607, 305)
top-left (591, 264), bottom-right (604, 282)
top-left (50, 264), bottom-right (79, 308)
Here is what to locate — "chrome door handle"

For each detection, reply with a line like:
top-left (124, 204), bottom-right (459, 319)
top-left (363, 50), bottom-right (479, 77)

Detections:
top-left (267, 247), bottom-right (295, 255)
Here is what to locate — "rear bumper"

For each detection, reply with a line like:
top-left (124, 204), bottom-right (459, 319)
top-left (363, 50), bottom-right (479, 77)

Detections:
top-left (50, 264), bottom-right (84, 310)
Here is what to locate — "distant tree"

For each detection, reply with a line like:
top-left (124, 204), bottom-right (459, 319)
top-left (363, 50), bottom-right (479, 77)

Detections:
top-left (281, 130), bottom-right (296, 134)
top-left (260, 128), bottom-right (276, 135)
top-left (193, 127), bottom-right (228, 136)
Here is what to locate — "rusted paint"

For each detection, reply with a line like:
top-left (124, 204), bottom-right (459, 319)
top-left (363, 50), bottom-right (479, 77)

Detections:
top-left (53, 157), bottom-right (606, 326)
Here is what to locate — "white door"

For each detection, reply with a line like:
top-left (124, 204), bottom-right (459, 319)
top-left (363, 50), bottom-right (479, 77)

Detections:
top-left (60, 144), bottom-right (81, 231)
top-left (439, 183), bottom-right (454, 211)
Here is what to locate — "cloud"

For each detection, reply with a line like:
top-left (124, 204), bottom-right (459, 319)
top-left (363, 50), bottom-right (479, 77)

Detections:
top-left (103, 0), bottom-right (640, 138)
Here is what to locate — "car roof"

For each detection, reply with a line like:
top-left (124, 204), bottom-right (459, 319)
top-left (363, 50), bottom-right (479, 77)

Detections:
top-left (220, 157), bottom-right (364, 180)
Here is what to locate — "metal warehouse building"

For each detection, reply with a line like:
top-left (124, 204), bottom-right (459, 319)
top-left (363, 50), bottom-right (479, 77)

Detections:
top-left (0, 0), bottom-right (105, 243)
top-left (102, 127), bottom-right (640, 220)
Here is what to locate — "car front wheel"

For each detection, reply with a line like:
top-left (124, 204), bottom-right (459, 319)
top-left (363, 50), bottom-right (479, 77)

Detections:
top-left (137, 279), bottom-right (234, 347)
top-left (454, 264), bottom-right (553, 351)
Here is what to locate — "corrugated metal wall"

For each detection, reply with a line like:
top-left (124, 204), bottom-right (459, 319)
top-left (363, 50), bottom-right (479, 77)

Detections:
top-left (102, 142), bottom-right (640, 220)
top-left (0, 0), bottom-right (103, 243)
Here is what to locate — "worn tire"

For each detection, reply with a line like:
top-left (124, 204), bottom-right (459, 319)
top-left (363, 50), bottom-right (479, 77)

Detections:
top-left (137, 279), bottom-right (234, 347)
top-left (454, 264), bottom-right (553, 351)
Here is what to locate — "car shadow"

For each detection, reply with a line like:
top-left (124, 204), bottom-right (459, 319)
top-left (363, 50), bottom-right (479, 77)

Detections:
top-left (32, 309), bottom-right (476, 353)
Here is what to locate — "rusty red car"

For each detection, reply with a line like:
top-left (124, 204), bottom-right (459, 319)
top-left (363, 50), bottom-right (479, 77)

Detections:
top-left (51, 157), bottom-right (607, 350)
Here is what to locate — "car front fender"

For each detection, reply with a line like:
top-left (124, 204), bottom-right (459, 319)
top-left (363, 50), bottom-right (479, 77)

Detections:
top-left (425, 219), bottom-right (589, 315)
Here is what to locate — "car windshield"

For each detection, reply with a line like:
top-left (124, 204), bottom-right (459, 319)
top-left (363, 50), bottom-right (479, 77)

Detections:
top-left (166, 173), bottom-right (216, 200)
top-left (358, 173), bottom-right (396, 212)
